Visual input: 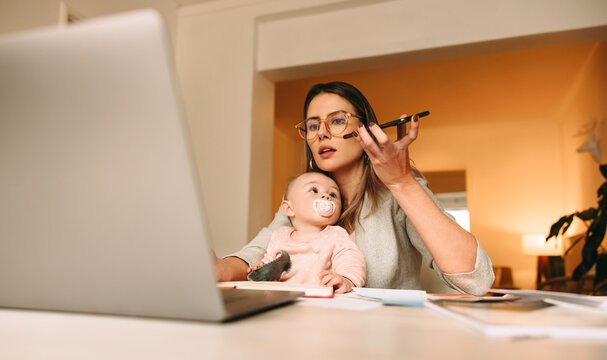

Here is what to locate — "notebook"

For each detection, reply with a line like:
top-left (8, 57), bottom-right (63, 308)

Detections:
top-left (218, 281), bottom-right (335, 298)
top-left (0, 9), bottom-right (302, 322)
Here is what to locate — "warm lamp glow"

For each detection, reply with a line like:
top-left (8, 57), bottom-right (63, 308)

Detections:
top-left (521, 234), bottom-right (563, 256)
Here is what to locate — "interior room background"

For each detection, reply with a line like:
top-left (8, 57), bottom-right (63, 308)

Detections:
top-left (1, 0), bottom-right (606, 290)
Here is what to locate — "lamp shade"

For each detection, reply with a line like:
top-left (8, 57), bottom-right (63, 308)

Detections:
top-left (521, 233), bottom-right (563, 256)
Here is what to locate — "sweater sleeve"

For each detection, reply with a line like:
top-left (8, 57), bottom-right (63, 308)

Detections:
top-left (330, 227), bottom-right (366, 288)
top-left (404, 176), bottom-right (495, 296)
top-left (225, 207), bottom-right (291, 267)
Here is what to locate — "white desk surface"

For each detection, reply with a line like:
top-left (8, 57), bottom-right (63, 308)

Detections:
top-left (2, 299), bottom-right (606, 360)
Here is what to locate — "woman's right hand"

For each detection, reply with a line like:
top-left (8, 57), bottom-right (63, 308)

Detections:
top-left (211, 249), bottom-right (249, 281)
top-left (353, 113), bottom-right (420, 191)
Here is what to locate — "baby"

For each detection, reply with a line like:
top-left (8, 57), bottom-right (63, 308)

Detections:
top-left (248, 172), bottom-right (365, 293)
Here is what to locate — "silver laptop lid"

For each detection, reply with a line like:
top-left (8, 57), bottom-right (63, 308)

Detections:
top-left (0, 10), bottom-right (227, 321)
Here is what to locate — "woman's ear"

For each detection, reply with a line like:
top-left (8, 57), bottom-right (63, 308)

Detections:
top-left (281, 200), bottom-right (295, 217)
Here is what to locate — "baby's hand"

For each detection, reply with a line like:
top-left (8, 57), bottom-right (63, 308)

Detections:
top-left (318, 270), bottom-right (355, 294)
top-left (247, 250), bottom-right (283, 274)
top-left (246, 260), bottom-right (266, 274)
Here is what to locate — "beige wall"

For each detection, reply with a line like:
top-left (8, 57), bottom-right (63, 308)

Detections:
top-left (556, 42), bottom-right (607, 210)
top-left (177, 0), bottom-right (607, 259)
top-left (272, 128), bottom-right (306, 209)
top-left (258, 0), bottom-right (607, 79)
top-left (274, 41), bottom-right (607, 289)
top-left (0, 0), bottom-right (178, 40)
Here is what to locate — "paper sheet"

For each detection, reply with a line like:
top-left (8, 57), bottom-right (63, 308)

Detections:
top-left (295, 293), bottom-right (382, 311)
top-left (353, 288), bottom-right (427, 307)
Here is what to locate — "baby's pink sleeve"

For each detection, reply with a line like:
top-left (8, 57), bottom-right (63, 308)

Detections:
top-left (330, 227), bottom-right (366, 287)
top-left (261, 227), bottom-right (287, 264)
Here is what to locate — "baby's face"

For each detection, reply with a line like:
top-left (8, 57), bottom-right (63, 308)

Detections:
top-left (288, 173), bottom-right (341, 226)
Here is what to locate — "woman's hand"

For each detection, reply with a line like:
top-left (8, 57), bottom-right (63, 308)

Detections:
top-left (318, 270), bottom-right (355, 294)
top-left (211, 249), bottom-right (249, 282)
top-left (354, 115), bottom-right (478, 274)
top-left (353, 114), bottom-right (419, 190)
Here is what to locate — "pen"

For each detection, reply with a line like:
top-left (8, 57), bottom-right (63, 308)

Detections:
top-left (343, 110), bottom-right (430, 139)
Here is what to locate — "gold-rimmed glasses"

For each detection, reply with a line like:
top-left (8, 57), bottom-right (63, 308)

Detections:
top-left (295, 111), bottom-right (362, 140)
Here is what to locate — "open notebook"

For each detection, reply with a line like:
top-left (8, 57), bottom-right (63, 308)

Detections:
top-left (219, 281), bottom-right (335, 298)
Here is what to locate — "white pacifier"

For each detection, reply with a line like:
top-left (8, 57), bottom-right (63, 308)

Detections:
top-left (313, 199), bottom-right (335, 217)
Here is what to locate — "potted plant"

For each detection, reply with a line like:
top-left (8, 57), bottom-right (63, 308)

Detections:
top-left (546, 164), bottom-right (607, 294)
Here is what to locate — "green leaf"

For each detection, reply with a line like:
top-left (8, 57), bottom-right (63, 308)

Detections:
top-left (547, 214), bottom-right (574, 240)
top-left (572, 262), bottom-right (586, 281)
top-left (581, 244), bottom-right (598, 269)
top-left (595, 254), bottom-right (607, 288)
top-left (599, 182), bottom-right (607, 208)
top-left (577, 208), bottom-right (597, 221)
top-left (598, 182), bottom-right (607, 200)
top-left (562, 219), bottom-right (573, 235)
top-left (582, 211), bottom-right (607, 268)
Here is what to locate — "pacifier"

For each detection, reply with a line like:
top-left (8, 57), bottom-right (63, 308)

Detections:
top-left (313, 199), bottom-right (335, 217)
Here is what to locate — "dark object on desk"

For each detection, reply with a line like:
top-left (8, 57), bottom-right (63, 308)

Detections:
top-left (545, 164), bottom-right (607, 294)
top-left (538, 275), bottom-right (607, 295)
top-left (492, 266), bottom-right (518, 289)
top-left (247, 250), bottom-right (292, 281)
top-left (536, 255), bottom-right (565, 285)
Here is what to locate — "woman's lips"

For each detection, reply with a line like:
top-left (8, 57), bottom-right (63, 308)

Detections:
top-left (318, 146), bottom-right (336, 159)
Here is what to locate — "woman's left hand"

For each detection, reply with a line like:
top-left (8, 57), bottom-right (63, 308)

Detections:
top-left (353, 114), bottom-right (419, 189)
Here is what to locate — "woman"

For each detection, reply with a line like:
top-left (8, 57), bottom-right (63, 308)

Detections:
top-left (215, 81), bottom-right (494, 295)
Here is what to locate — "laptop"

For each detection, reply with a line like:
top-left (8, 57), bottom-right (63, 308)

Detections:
top-left (0, 9), bottom-right (302, 322)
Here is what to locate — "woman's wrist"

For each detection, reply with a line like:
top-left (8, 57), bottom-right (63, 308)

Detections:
top-left (385, 173), bottom-right (420, 198)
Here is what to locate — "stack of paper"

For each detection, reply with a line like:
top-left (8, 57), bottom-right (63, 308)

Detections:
top-left (427, 289), bottom-right (607, 339)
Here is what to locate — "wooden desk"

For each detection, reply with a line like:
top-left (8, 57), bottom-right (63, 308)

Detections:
top-left (1, 300), bottom-right (605, 359)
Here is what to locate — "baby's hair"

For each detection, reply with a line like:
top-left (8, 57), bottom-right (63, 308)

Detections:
top-left (283, 171), bottom-right (334, 201)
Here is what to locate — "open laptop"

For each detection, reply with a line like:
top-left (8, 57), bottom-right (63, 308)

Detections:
top-left (0, 9), bottom-right (302, 322)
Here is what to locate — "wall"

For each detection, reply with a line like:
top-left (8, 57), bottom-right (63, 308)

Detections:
top-left (555, 41), bottom-right (607, 276)
top-left (176, 0), bottom-right (607, 258)
top-left (274, 41), bottom-right (607, 289)
top-left (556, 41), bottom-right (607, 211)
top-left (0, 0), bottom-right (178, 41)
top-left (272, 128), bottom-right (305, 210)
top-left (258, 0), bottom-right (607, 80)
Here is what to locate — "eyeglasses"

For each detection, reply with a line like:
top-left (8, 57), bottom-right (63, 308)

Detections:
top-left (295, 111), bottom-right (362, 140)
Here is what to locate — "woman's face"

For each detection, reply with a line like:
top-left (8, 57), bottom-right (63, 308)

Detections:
top-left (306, 93), bottom-right (364, 173)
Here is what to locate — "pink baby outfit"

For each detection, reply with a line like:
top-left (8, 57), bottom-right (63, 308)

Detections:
top-left (262, 226), bottom-right (366, 287)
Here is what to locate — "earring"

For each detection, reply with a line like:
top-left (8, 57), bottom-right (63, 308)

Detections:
top-left (309, 159), bottom-right (315, 170)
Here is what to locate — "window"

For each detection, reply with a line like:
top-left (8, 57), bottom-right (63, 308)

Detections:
top-left (424, 170), bottom-right (470, 231)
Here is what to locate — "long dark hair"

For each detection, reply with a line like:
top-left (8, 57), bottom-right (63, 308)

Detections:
top-left (303, 81), bottom-right (385, 233)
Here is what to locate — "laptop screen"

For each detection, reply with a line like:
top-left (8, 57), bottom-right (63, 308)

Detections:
top-left (0, 10), bottom-right (229, 321)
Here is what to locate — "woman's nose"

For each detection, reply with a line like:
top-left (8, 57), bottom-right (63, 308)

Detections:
top-left (316, 121), bottom-right (331, 139)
